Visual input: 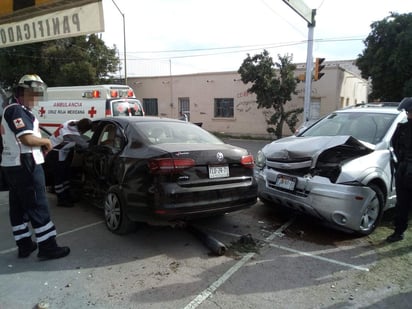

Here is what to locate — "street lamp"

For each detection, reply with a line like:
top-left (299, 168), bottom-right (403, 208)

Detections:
top-left (111, 0), bottom-right (127, 84)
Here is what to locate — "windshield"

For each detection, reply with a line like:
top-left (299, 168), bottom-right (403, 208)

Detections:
top-left (135, 122), bottom-right (224, 145)
top-left (112, 100), bottom-right (144, 116)
top-left (300, 111), bottom-right (397, 145)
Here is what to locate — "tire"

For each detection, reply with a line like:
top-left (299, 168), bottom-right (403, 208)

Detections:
top-left (357, 183), bottom-right (384, 236)
top-left (104, 187), bottom-right (137, 235)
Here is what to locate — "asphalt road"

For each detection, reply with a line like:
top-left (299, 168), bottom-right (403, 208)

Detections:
top-left (1, 139), bottom-right (411, 309)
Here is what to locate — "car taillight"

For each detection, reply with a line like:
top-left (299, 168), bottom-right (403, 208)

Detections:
top-left (148, 158), bottom-right (195, 174)
top-left (241, 155), bottom-right (254, 168)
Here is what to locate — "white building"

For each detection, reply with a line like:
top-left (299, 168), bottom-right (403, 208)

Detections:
top-left (128, 60), bottom-right (368, 139)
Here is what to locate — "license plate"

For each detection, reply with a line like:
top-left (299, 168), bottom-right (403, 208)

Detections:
top-left (275, 174), bottom-right (297, 191)
top-left (209, 165), bottom-right (229, 178)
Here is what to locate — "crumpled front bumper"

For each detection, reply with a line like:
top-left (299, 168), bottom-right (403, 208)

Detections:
top-left (255, 167), bottom-right (375, 232)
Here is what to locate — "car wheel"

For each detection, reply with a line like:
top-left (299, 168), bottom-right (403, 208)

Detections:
top-left (357, 183), bottom-right (384, 236)
top-left (104, 187), bottom-right (137, 235)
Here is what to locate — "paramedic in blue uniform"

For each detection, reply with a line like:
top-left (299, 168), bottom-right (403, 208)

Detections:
top-left (1, 74), bottom-right (70, 260)
top-left (47, 118), bottom-right (92, 207)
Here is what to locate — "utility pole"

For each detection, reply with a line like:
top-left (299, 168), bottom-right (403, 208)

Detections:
top-left (282, 0), bottom-right (316, 122)
top-left (112, 0), bottom-right (127, 85)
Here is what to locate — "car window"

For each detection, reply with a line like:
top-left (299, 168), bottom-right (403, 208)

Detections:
top-left (301, 112), bottom-right (398, 144)
top-left (97, 124), bottom-right (124, 150)
top-left (135, 122), bottom-right (223, 145)
top-left (112, 100), bottom-right (144, 116)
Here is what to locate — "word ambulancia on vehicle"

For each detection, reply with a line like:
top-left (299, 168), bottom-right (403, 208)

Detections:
top-left (33, 84), bottom-right (144, 132)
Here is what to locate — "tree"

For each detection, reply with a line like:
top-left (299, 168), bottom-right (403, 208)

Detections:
top-left (357, 12), bottom-right (412, 101)
top-left (238, 50), bottom-right (303, 139)
top-left (0, 34), bottom-right (120, 89)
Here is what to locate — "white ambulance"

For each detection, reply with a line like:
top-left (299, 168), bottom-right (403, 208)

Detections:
top-left (34, 84), bottom-right (144, 132)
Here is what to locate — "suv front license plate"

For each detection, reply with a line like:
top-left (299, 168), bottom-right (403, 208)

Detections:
top-left (275, 174), bottom-right (297, 191)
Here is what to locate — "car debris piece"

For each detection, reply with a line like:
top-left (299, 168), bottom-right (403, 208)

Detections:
top-left (188, 225), bottom-right (227, 256)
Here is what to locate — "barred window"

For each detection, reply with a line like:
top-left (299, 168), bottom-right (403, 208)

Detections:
top-left (142, 98), bottom-right (158, 116)
top-left (214, 98), bottom-right (234, 118)
top-left (178, 97), bottom-right (190, 121)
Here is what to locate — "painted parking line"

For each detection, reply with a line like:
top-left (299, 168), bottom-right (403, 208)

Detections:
top-left (268, 243), bottom-right (370, 272)
top-left (183, 252), bottom-right (255, 309)
top-left (184, 217), bottom-right (369, 308)
top-left (0, 220), bottom-right (104, 255)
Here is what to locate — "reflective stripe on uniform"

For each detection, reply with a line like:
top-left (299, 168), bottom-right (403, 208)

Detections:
top-left (12, 222), bottom-right (32, 241)
top-left (34, 221), bottom-right (57, 243)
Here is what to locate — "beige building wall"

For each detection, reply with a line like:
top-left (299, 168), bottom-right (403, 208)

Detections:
top-left (129, 61), bottom-right (368, 139)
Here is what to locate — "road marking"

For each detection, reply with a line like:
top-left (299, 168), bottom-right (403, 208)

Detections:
top-left (0, 220), bottom-right (104, 255)
top-left (267, 217), bottom-right (296, 240)
top-left (268, 243), bottom-right (370, 272)
top-left (183, 217), bottom-right (369, 308)
top-left (57, 220), bottom-right (104, 237)
top-left (183, 219), bottom-right (296, 309)
top-left (183, 252), bottom-right (255, 309)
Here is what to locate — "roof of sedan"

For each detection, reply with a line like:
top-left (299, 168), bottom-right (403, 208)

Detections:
top-left (94, 116), bottom-right (188, 124)
top-left (338, 103), bottom-right (401, 114)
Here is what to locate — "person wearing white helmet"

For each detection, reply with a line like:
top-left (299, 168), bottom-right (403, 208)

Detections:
top-left (1, 74), bottom-right (70, 260)
top-left (387, 97), bottom-right (412, 242)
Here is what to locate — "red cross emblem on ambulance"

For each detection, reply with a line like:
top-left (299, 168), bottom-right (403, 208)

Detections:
top-left (88, 106), bottom-right (97, 118)
top-left (38, 107), bottom-right (46, 117)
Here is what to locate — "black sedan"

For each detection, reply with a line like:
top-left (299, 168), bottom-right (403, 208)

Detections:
top-left (72, 117), bottom-right (257, 234)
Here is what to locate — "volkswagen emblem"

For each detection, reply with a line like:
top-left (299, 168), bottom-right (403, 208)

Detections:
top-left (216, 152), bottom-right (224, 162)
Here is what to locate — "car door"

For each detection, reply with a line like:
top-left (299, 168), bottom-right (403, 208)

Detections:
top-left (83, 121), bottom-right (126, 190)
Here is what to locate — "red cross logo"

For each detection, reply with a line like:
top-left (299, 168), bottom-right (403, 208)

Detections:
top-left (38, 106), bottom-right (46, 117)
top-left (88, 106), bottom-right (97, 118)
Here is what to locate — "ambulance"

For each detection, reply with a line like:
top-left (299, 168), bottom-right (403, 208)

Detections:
top-left (34, 84), bottom-right (144, 132)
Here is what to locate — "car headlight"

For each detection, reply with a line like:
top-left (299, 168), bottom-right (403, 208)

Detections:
top-left (256, 150), bottom-right (266, 169)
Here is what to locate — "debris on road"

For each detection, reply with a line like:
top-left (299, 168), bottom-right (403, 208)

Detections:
top-left (187, 225), bottom-right (227, 256)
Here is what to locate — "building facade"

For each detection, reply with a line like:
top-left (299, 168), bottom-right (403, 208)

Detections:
top-left (128, 60), bottom-right (368, 139)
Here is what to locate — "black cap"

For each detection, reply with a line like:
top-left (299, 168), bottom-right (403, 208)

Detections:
top-left (77, 118), bottom-right (92, 133)
top-left (398, 97), bottom-right (412, 111)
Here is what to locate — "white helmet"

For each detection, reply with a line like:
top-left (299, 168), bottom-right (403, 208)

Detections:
top-left (18, 74), bottom-right (47, 92)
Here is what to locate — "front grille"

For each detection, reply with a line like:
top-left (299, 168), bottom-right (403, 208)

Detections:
top-left (267, 166), bottom-right (312, 177)
top-left (266, 158), bottom-right (312, 174)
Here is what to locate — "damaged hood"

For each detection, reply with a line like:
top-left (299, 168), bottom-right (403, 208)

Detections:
top-left (263, 135), bottom-right (374, 162)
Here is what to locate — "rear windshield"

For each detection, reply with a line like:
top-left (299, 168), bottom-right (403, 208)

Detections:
top-left (301, 111), bottom-right (397, 145)
top-left (135, 121), bottom-right (223, 145)
top-left (112, 99), bottom-right (144, 116)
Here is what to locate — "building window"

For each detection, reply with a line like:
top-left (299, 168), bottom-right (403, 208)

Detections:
top-left (178, 97), bottom-right (190, 121)
top-left (214, 98), bottom-right (234, 118)
top-left (143, 98), bottom-right (158, 116)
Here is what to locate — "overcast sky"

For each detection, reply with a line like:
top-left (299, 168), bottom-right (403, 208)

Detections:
top-left (100, 0), bottom-right (411, 77)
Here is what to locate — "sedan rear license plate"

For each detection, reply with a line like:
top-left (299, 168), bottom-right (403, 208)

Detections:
top-left (209, 165), bottom-right (229, 178)
top-left (275, 174), bottom-right (297, 191)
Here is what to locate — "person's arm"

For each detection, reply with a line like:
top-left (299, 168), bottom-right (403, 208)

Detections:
top-left (391, 124), bottom-right (401, 159)
top-left (63, 134), bottom-right (89, 149)
top-left (19, 134), bottom-right (52, 152)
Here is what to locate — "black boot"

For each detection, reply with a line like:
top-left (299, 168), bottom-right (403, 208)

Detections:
top-left (386, 232), bottom-right (404, 243)
top-left (37, 237), bottom-right (70, 261)
top-left (17, 237), bottom-right (38, 258)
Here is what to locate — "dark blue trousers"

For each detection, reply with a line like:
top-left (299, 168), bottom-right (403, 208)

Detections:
top-left (394, 174), bottom-right (412, 234)
top-left (3, 154), bottom-right (57, 246)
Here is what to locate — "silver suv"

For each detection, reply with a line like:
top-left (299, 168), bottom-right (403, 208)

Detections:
top-left (255, 103), bottom-right (405, 235)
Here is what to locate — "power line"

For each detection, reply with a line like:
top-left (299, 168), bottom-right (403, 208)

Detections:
top-left (124, 36), bottom-right (365, 61)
